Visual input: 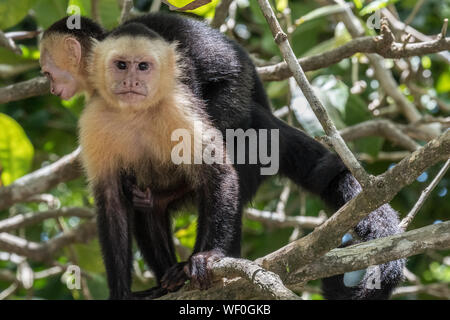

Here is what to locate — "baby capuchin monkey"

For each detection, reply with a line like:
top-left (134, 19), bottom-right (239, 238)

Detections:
top-left (79, 23), bottom-right (239, 299)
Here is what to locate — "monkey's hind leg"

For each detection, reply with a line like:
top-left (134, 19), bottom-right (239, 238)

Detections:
top-left (129, 184), bottom-right (184, 299)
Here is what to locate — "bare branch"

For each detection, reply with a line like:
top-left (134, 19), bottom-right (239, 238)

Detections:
top-left (120, 0), bottom-right (134, 22)
top-left (357, 151), bottom-right (411, 163)
top-left (245, 208), bottom-right (325, 229)
top-left (393, 283), bottom-right (450, 299)
top-left (0, 30), bottom-right (21, 55)
top-left (0, 148), bottom-right (82, 211)
top-left (257, 36), bottom-right (450, 81)
top-left (287, 221), bottom-right (450, 285)
top-left (0, 77), bottom-right (50, 104)
top-left (4, 30), bottom-right (40, 41)
top-left (210, 0), bottom-right (233, 28)
top-left (257, 130), bottom-right (449, 279)
top-left (91, 0), bottom-right (101, 24)
top-left (381, 8), bottom-right (450, 64)
top-left (150, 0), bottom-right (162, 12)
top-left (161, 221), bottom-right (450, 299)
top-left (0, 207), bottom-right (94, 233)
top-left (400, 159), bottom-right (450, 230)
top-left (212, 257), bottom-right (300, 300)
top-left (0, 220), bottom-right (97, 262)
top-left (257, 0), bottom-right (370, 187)
top-left (339, 119), bottom-right (420, 151)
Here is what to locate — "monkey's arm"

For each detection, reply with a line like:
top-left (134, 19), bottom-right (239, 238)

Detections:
top-left (93, 174), bottom-right (134, 300)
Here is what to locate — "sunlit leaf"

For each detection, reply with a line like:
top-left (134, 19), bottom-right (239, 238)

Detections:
top-left (0, 0), bottom-right (37, 29)
top-left (73, 239), bottom-right (105, 273)
top-left (275, 0), bottom-right (288, 12)
top-left (33, 0), bottom-right (69, 29)
top-left (0, 113), bottom-right (34, 185)
top-left (353, 0), bottom-right (364, 9)
top-left (421, 56), bottom-right (432, 69)
top-left (359, 0), bottom-right (397, 16)
top-left (295, 4), bottom-right (349, 26)
top-left (436, 70), bottom-right (450, 93)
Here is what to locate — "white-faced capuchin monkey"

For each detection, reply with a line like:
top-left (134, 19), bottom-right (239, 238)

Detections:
top-left (40, 14), bottom-right (404, 300)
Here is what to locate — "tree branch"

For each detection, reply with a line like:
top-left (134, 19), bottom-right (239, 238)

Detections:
top-left (0, 220), bottom-right (97, 262)
top-left (0, 77), bottom-right (50, 104)
top-left (210, 0), bottom-right (233, 28)
top-left (0, 207), bottom-right (94, 233)
top-left (287, 221), bottom-right (450, 285)
top-left (212, 257), bottom-right (300, 299)
top-left (257, 130), bottom-right (449, 280)
top-left (257, 0), bottom-right (370, 187)
top-left (399, 159), bottom-right (450, 230)
top-left (0, 148), bottom-right (82, 211)
top-left (0, 30), bottom-right (22, 55)
top-left (257, 35), bottom-right (450, 81)
top-left (245, 208), bottom-right (325, 229)
top-left (159, 220), bottom-right (450, 299)
top-left (339, 119), bottom-right (420, 151)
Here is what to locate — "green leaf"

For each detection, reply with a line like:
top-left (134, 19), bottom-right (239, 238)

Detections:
top-left (33, 0), bottom-right (68, 29)
top-left (275, 0), bottom-right (288, 12)
top-left (436, 70), bottom-right (450, 93)
top-left (421, 56), bottom-right (432, 69)
top-left (98, 0), bottom-right (121, 29)
top-left (0, 113), bottom-right (34, 185)
top-left (73, 239), bottom-right (105, 273)
top-left (353, 0), bottom-right (364, 9)
top-left (295, 4), bottom-right (348, 26)
top-left (360, 0), bottom-right (397, 16)
top-left (0, 0), bottom-right (37, 29)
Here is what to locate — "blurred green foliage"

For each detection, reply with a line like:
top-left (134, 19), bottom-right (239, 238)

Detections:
top-left (0, 0), bottom-right (448, 300)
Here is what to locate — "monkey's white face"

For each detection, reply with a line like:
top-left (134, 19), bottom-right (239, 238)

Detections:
top-left (89, 36), bottom-right (177, 110)
top-left (108, 55), bottom-right (155, 105)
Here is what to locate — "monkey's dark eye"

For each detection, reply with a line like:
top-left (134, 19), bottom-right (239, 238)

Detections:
top-left (116, 61), bottom-right (127, 70)
top-left (138, 62), bottom-right (149, 71)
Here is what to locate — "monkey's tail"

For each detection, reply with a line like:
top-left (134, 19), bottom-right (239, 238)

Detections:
top-left (320, 172), bottom-right (405, 300)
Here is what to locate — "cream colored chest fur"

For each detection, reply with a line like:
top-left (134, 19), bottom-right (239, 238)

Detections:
top-left (78, 96), bottom-right (198, 187)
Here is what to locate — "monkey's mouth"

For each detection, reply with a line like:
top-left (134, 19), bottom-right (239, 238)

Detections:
top-left (116, 91), bottom-right (146, 96)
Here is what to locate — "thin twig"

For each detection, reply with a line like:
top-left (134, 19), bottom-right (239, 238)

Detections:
top-left (404, 0), bottom-right (426, 26)
top-left (211, 0), bottom-right (234, 28)
top-left (91, 0), bottom-right (101, 24)
top-left (120, 0), bottom-right (134, 22)
top-left (399, 159), bottom-right (450, 230)
top-left (257, 0), bottom-right (370, 187)
top-left (0, 30), bottom-right (22, 55)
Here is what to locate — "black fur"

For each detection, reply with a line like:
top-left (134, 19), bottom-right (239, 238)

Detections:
top-left (46, 13), bottom-right (404, 300)
top-left (43, 16), bottom-right (105, 52)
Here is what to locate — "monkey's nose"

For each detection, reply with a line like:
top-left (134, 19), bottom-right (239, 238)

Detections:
top-left (122, 79), bottom-right (141, 88)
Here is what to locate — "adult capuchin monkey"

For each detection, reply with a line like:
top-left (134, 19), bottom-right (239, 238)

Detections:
top-left (40, 13), bottom-right (404, 300)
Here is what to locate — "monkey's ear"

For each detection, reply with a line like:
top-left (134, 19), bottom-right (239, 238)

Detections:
top-left (64, 37), bottom-right (82, 65)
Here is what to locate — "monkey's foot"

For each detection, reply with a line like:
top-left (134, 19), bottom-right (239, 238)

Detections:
top-left (130, 286), bottom-right (168, 300)
top-left (186, 250), bottom-right (224, 290)
top-left (160, 262), bottom-right (189, 292)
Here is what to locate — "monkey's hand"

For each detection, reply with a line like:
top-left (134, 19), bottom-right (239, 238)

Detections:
top-left (185, 250), bottom-right (224, 290)
top-left (131, 186), bottom-right (153, 211)
top-left (160, 262), bottom-right (189, 292)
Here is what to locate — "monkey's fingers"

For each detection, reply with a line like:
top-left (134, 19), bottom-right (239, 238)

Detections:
top-left (160, 262), bottom-right (188, 292)
top-left (187, 250), bottom-right (224, 290)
